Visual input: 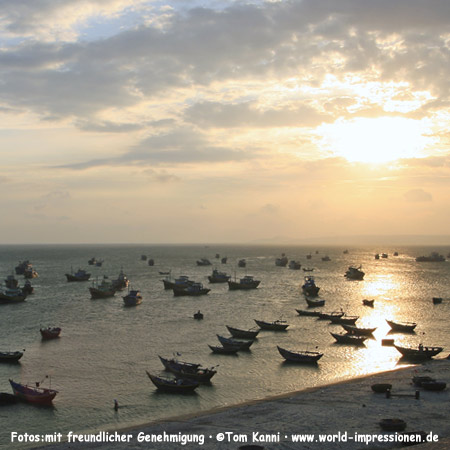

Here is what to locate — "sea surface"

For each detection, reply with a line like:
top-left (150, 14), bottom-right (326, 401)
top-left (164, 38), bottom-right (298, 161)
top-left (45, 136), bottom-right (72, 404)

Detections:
top-left (1, 244), bottom-right (450, 448)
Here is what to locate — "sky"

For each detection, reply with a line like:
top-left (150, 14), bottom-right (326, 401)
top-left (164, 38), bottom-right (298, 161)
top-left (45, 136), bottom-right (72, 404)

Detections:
top-left (1, 0), bottom-right (450, 244)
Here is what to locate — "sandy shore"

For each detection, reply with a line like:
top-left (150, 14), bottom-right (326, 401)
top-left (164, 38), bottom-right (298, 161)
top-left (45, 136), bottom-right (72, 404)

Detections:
top-left (35, 358), bottom-right (450, 449)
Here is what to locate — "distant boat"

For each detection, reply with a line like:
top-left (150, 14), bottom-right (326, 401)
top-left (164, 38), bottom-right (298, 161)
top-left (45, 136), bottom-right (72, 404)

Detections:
top-left (141, 255), bottom-right (147, 261)
top-left (24, 268), bottom-right (38, 279)
top-left (208, 344), bottom-right (239, 354)
top-left (22, 280), bottom-right (34, 295)
top-left (254, 319), bottom-right (289, 331)
top-left (148, 259), bottom-right (154, 266)
top-left (306, 253), bottom-right (312, 259)
top-left (343, 250), bottom-right (349, 254)
top-left (432, 297), bottom-right (443, 304)
top-left (4, 274), bottom-right (19, 289)
top-left (344, 266), bottom-right (365, 280)
top-left (228, 275), bottom-right (260, 290)
top-left (381, 253), bottom-right (388, 258)
top-left (89, 276), bottom-right (116, 299)
top-left (158, 356), bottom-right (217, 382)
top-left (375, 253), bottom-right (380, 259)
top-left (40, 327), bottom-right (61, 340)
top-left (0, 350), bottom-right (24, 363)
top-left (386, 319), bottom-right (417, 332)
top-left (318, 311), bottom-right (344, 321)
top-left (111, 268), bottom-right (129, 291)
top-left (122, 289), bottom-right (142, 306)
top-left (208, 269), bottom-right (231, 283)
top-left (328, 315), bottom-right (359, 325)
top-left (302, 276), bottom-right (320, 297)
top-left (341, 324), bottom-right (376, 336)
top-left (65, 268), bottom-right (91, 282)
top-left (277, 345), bottom-right (323, 364)
top-left (146, 372), bottom-right (199, 393)
top-left (275, 254), bottom-right (288, 267)
top-left (302, 267), bottom-right (314, 272)
top-left (226, 325), bottom-right (260, 339)
top-left (88, 257), bottom-right (97, 265)
top-left (321, 256), bottom-right (331, 261)
top-left (0, 287), bottom-right (27, 303)
top-left (15, 260), bottom-right (32, 275)
top-left (221, 257), bottom-right (228, 264)
top-left (196, 258), bottom-right (211, 266)
top-left (305, 297), bottom-right (325, 307)
top-left (217, 335), bottom-right (254, 350)
top-left (238, 259), bottom-right (246, 267)
top-left (193, 310), bottom-right (204, 320)
top-left (394, 344), bottom-right (443, 361)
top-left (362, 299), bottom-right (375, 307)
top-left (162, 275), bottom-right (192, 290)
top-left (330, 332), bottom-right (367, 345)
top-left (295, 309), bottom-right (322, 317)
top-left (173, 282), bottom-right (210, 297)
top-left (288, 260), bottom-right (301, 270)
top-left (9, 378), bottom-right (58, 405)
top-left (416, 252), bottom-right (445, 262)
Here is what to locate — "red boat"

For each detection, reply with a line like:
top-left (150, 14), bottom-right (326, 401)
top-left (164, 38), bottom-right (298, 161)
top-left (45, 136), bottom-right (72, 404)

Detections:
top-left (9, 379), bottom-right (58, 405)
top-left (40, 327), bottom-right (61, 340)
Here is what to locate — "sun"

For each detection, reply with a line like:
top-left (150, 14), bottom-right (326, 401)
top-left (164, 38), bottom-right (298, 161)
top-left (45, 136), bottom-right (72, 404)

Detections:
top-left (317, 117), bottom-right (432, 164)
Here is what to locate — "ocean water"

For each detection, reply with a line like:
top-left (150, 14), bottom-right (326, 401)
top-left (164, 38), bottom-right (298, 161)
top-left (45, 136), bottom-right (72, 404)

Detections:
top-left (1, 244), bottom-right (450, 448)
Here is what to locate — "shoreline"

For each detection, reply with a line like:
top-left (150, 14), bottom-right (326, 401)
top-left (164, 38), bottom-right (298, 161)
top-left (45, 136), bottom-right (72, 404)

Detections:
top-left (35, 358), bottom-right (450, 449)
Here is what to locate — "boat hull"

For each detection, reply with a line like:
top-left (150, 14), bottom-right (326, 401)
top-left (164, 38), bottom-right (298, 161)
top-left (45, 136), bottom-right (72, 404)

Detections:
top-left (9, 379), bottom-right (57, 405)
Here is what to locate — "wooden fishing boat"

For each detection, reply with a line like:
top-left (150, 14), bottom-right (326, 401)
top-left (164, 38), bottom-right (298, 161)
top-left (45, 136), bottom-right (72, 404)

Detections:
top-left (296, 309), bottom-right (322, 317)
top-left (0, 287), bottom-right (27, 303)
top-left (228, 275), bottom-right (260, 290)
top-left (318, 311), bottom-right (344, 321)
top-left (226, 325), bottom-right (260, 339)
top-left (328, 315), bottom-right (359, 325)
top-left (158, 356), bottom-right (217, 382)
top-left (173, 282), bottom-right (210, 297)
top-left (394, 344), bottom-right (443, 360)
top-left (122, 289), bottom-right (142, 306)
top-left (89, 276), bottom-right (116, 299)
top-left (65, 268), bottom-right (90, 282)
top-left (193, 310), bottom-right (203, 320)
top-left (146, 372), bottom-right (199, 393)
top-left (208, 269), bottom-right (231, 283)
top-left (40, 327), bottom-right (61, 340)
top-left (305, 297), bottom-right (325, 307)
top-left (386, 319), bottom-right (417, 332)
top-left (412, 376), bottom-right (435, 387)
top-left (208, 344), bottom-right (240, 354)
top-left (0, 350), bottom-right (24, 362)
top-left (217, 335), bottom-right (254, 350)
top-left (344, 266), bottom-right (365, 280)
top-left (341, 324), bottom-right (376, 336)
top-left (301, 276), bottom-right (320, 297)
top-left (277, 346), bottom-right (323, 363)
top-left (254, 319), bottom-right (289, 331)
top-left (362, 299), bottom-right (375, 307)
top-left (330, 332), bottom-right (367, 345)
top-left (9, 379), bottom-right (58, 405)
top-left (421, 381), bottom-right (446, 391)
top-left (111, 268), bottom-right (129, 291)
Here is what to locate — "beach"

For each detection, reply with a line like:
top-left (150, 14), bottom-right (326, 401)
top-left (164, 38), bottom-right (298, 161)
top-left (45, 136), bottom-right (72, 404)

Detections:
top-left (35, 358), bottom-right (450, 450)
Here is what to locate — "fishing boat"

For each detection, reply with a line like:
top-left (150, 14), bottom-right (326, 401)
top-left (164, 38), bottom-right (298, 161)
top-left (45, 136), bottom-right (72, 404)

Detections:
top-left (295, 309), bottom-right (322, 317)
top-left (65, 268), bottom-right (91, 282)
top-left (362, 299), bottom-right (374, 307)
top-left (15, 260), bottom-right (32, 275)
top-left (277, 346), bottom-right (323, 363)
top-left (226, 325), bottom-right (260, 339)
top-left (301, 276), bottom-right (320, 297)
top-left (24, 268), bottom-right (38, 279)
top-left (344, 266), bottom-right (365, 280)
top-left (111, 268), bottom-right (129, 291)
top-left (196, 258), bottom-right (211, 266)
top-left (394, 344), bottom-right (443, 360)
top-left (237, 259), bottom-right (246, 267)
top-left (228, 275), bottom-right (260, 290)
top-left (162, 275), bottom-right (192, 290)
top-left (0, 287), bottom-right (27, 303)
top-left (321, 256), bottom-right (331, 261)
top-left (22, 280), bottom-right (34, 295)
top-left (9, 378), bottom-right (58, 404)
top-left (330, 332), bottom-right (367, 345)
top-left (318, 311), bottom-right (344, 321)
top-left (221, 257), bottom-right (228, 264)
top-left (4, 274), bottom-right (19, 289)
top-left (173, 282), bottom-right (210, 297)
top-left (122, 289), bottom-right (142, 306)
top-left (386, 319), bottom-right (417, 332)
top-left (146, 372), bottom-right (199, 393)
top-left (254, 319), bottom-right (289, 331)
top-left (88, 257), bottom-right (97, 265)
top-left (217, 335), bottom-right (254, 350)
top-left (0, 350), bottom-right (24, 362)
top-left (328, 315), bottom-right (359, 325)
top-left (432, 297), bottom-right (443, 304)
top-left (341, 324), bottom-right (377, 336)
top-left (193, 310), bottom-right (204, 320)
top-left (89, 276), bottom-right (116, 299)
top-left (305, 297), bottom-right (325, 307)
top-left (288, 260), bottom-right (301, 270)
top-left (40, 327), bottom-right (61, 340)
top-left (208, 344), bottom-right (239, 354)
top-left (416, 252), bottom-right (445, 262)
top-left (158, 356), bottom-right (217, 382)
top-left (302, 267), bottom-right (314, 272)
top-left (207, 269), bottom-right (230, 283)
top-left (275, 254), bottom-right (288, 267)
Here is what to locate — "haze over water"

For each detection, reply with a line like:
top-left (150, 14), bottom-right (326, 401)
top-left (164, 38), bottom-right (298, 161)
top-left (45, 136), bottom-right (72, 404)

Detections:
top-left (1, 244), bottom-right (449, 449)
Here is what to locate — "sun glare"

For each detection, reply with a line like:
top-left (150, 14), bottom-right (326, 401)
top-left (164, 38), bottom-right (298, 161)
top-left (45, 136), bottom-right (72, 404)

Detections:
top-left (317, 117), bottom-right (432, 164)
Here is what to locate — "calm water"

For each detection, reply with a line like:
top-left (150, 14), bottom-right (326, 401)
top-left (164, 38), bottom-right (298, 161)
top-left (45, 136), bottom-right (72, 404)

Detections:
top-left (1, 244), bottom-right (450, 448)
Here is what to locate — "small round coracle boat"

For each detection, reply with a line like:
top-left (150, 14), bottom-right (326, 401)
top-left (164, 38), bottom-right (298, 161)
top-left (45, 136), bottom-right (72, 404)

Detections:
top-left (421, 381), bottom-right (446, 391)
top-left (371, 383), bottom-right (392, 393)
top-left (379, 418), bottom-right (407, 431)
